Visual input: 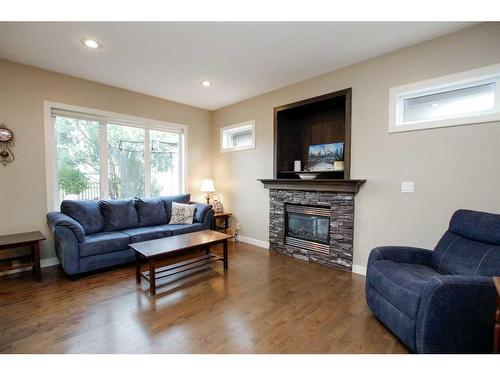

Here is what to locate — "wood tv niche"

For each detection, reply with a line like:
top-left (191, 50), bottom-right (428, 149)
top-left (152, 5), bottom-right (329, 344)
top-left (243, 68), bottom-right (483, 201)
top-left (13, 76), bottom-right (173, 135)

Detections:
top-left (274, 88), bottom-right (351, 180)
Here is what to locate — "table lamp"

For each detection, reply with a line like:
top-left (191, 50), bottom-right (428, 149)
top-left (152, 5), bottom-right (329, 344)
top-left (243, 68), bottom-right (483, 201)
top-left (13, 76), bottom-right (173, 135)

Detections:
top-left (200, 178), bottom-right (215, 204)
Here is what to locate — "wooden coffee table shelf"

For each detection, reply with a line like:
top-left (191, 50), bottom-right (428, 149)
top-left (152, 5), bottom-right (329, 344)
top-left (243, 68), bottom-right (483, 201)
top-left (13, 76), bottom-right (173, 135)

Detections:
top-left (140, 253), bottom-right (224, 281)
top-left (130, 230), bottom-right (232, 296)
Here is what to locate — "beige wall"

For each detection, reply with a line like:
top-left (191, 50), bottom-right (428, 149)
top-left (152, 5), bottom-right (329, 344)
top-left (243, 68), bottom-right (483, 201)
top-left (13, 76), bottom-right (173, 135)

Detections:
top-left (211, 23), bottom-right (500, 270)
top-left (2, 23), bottom-right (500, 268)
top-left (0, 60), bottom-right (212, 260)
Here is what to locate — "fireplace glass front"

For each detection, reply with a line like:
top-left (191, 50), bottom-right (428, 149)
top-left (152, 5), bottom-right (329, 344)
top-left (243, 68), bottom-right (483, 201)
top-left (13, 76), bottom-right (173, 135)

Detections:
top-left (285, 204), bottom-right (330, 254)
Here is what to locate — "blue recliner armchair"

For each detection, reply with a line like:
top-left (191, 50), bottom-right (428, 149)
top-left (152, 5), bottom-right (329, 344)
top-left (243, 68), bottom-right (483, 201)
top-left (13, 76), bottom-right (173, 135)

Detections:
top-left (366, 209), bottom-right (500, 353)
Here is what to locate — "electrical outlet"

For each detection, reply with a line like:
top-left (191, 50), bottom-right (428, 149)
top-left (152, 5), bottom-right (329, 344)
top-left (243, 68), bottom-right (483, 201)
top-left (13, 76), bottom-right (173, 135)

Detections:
top-left (401, 182), bottom-right (415, 193)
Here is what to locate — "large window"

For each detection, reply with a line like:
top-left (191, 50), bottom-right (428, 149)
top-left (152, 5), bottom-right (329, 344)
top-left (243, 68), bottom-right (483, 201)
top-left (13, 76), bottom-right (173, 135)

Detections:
top-left (49, 104), bottom-right (185, 206)
top-left (389, 64), bottom-right (500, 133)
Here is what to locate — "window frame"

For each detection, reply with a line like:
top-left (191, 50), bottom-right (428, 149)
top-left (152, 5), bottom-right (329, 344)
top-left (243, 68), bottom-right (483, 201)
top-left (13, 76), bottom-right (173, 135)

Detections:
top-left (220, 120), bottom-right (256, 153)
top-left (44, 101), bottom-right (188, 211)
top-left (388, 63), bottom-right (500, 133)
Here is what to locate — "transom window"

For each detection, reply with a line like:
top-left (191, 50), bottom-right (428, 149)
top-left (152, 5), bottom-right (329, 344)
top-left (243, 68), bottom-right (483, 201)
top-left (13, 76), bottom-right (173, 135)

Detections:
top-left (220, 120), bottom-right (255, 152)
top-left (47, 104), bottom-right (185, 207)
top-left (389, 63), bottom-right (500, 133)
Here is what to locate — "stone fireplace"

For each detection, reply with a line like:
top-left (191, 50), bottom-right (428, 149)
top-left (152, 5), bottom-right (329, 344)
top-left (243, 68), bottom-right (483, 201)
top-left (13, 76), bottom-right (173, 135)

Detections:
top-left (258, 89), bottom-right (365, 272)
top-left (268, 188), bottom-right (356, 271)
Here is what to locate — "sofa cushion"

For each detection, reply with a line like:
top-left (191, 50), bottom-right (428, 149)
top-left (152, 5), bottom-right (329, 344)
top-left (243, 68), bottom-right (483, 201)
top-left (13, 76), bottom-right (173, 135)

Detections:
top-left (79, 231), bottom-right (130, 258)
top-left (99, 199), bottom-right (139, 231)
top-left (79, 248), bottom-right (135, 274)
top-left (60, 200), bottom-right (104, 235)
top-left (368, 260), bottom-right (442, 319)
top-left (161, 223), bottom-right (204, 236)
top-left (135, 198), bottom-right (168, 226)
top-left (161, 194), bottom-right (191, 221)
top-left (121, 226), bottom-right (171, 243)
top-left (431, 231), bottom-right (500, 276)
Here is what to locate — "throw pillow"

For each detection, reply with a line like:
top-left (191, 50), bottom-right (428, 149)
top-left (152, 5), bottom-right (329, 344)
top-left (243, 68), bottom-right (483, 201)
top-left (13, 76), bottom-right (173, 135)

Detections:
top-left (169, 202), bottom-right (196, 224)
top-left (161, 194), bottom-right (191, 222)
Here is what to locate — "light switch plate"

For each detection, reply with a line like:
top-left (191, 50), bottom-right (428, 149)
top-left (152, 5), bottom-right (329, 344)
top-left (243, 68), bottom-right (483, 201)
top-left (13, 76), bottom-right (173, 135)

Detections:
top-left (401, 181), bottom-right (415, 193)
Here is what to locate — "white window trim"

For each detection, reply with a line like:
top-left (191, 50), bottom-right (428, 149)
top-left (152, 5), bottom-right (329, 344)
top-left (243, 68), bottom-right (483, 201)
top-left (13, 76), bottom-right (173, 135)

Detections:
top-left (220, 120), bottom-right (256, 153)
top-left (389, 63), bottom-right (500, 133)
top-left (43, 101), bottom-right (188, 211)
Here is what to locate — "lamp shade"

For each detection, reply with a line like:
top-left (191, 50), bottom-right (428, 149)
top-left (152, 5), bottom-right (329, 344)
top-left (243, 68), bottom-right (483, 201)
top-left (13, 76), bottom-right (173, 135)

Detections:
top-left (200, 179), bottom-right (215, 193)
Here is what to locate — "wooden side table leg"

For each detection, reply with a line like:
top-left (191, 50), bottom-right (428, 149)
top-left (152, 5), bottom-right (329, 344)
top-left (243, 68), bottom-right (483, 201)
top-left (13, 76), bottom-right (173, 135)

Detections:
top-left (204, 246), bottom-right (210, 255)
top-left (149, 260), bottom-right (156, 296)
top-left (223, 239), bottom-right (228, 270)
top-left (494, 295), bottom-right (500, 353)
top-left (32, 241), bottom-right (41, 282)
top-left (135, 252), bottom-right (141, 284)
top-left (224, 216), bottom-right (229, 233)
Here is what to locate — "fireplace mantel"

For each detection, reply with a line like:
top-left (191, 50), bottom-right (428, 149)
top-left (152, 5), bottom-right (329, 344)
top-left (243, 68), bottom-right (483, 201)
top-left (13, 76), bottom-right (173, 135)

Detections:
top-left (258, 179), bottom-right (366, 193)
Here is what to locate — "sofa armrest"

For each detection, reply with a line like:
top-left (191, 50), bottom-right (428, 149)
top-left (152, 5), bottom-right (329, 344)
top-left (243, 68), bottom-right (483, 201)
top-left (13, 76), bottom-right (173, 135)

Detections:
top-left (47, 211), bottom-right (85, 243)
top-left (202, 208), bottom-right (215, 229)
top-left (52, 226), bottom-right (81, 275)
top-left (368, 246), bottom-right (433, 266)
top-left (192, 202), bottom-right (214, 225)
top-left (416, 275), bottom-right (497, 353)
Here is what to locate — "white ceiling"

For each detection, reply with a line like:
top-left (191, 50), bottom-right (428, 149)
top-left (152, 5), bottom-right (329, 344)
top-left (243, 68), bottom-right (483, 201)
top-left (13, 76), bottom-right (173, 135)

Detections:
top-left (0, 22), bottom-right (475, 110)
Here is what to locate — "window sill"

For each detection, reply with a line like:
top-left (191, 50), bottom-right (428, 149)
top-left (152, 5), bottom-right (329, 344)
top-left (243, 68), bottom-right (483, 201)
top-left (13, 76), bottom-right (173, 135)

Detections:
top-left (389, 112), bottom-right (500, 133)
top-left (220, 145), bottom-right (256, 153)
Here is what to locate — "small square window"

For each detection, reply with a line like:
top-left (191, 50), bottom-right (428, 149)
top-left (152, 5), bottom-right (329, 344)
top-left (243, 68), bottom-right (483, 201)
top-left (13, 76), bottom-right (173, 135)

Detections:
top-left (389, 64), bottom-right (500, 133)
top-left (220, 121), bottom-right (255, 152)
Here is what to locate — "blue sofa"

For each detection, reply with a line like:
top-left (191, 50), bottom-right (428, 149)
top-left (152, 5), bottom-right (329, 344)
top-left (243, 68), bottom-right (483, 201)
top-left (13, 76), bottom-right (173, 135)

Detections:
top-left (47, 194), bottom-right (214, 278)
top-left (366, 209), bottom-right (500, 353)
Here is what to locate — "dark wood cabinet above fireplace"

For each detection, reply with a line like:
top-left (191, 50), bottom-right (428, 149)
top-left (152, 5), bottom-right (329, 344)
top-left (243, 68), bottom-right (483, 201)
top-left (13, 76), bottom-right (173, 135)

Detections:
top-left (274, 88), bottom-right (352, 179)
top-left (260, 88), bottom-right (365, 194)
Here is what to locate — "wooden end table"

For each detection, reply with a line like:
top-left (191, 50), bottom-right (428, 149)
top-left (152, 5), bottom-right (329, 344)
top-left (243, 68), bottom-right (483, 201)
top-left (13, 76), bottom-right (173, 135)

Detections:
top-left (212, 212), bottom-right (232, 233)
top-left (130, 230), bottom-right (232, 296)
top-left (0, 231), bottom-right (46, 281)
top-left (494, 276), bottom-right (500, 353)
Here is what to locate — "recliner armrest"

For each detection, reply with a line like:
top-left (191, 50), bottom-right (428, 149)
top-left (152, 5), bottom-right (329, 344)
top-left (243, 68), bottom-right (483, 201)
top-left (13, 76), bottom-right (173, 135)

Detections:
top-left (47, 211), bottom-right (86, 243)
top-left (369, 246), bottom-right (433, 265)
top-left (416, 275), bottom-right (496, 353)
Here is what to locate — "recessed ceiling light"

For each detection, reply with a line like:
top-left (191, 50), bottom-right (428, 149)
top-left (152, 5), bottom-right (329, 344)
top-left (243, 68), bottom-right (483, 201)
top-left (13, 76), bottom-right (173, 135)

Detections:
top-left (201, 80), bottom-right (212, 87)
top-left (431, 103), bottom-right (439, 107)
top-left (81, 39), bottom-right (102, 49)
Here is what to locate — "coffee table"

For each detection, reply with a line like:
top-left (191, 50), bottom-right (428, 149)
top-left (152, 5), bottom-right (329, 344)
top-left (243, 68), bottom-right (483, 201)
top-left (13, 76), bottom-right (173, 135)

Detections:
top-left (130, 229), bottom-right (232, 296)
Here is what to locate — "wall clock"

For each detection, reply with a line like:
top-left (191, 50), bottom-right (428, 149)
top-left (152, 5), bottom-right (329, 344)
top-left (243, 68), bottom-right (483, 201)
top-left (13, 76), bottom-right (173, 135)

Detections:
top-left (0, 124), bottom-right (15, 166)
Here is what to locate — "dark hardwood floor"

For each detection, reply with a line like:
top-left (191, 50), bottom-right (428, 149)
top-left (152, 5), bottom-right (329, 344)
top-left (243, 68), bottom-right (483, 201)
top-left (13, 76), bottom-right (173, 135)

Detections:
top-left (0, 242), bottom-right (408, 353)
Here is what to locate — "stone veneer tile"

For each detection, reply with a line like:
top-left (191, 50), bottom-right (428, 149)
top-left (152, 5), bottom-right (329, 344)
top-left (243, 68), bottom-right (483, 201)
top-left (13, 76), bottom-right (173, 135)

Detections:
top-left (268, 189), bottom-right (355, 271)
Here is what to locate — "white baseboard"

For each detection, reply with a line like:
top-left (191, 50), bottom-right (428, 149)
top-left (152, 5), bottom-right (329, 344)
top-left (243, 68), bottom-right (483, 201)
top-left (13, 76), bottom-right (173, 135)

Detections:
top-left (41, 257), bottom-right (60, 268)
top-left (352, 264), bottom-right (367, 276)
top-left (238, 236), bottom-right (269, 249)
top-left (0, 256), bottom-right (59, 276)
top-left (238, 236), bottom-right (367, 276)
